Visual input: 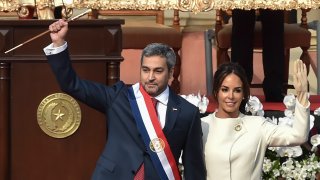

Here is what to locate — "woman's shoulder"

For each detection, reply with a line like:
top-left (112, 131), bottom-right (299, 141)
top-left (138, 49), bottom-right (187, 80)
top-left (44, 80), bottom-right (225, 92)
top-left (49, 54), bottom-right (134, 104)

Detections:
top-left (201, 112), bottom-right (215, 123)
top-left (241, 114), bottom-right (268, 127)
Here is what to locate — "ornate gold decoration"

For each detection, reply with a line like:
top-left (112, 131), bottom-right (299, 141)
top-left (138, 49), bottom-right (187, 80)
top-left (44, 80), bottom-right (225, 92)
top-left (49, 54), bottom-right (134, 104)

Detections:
top-left (72, 0), bottom-right (179, 10)
top-left (37, 93), bottom-right (81, 138)
top-left (2, 0), bottom-right (320, 17)
top-left (200, 0), bottom-right (320, 11)
top-left (34, 0), bottom-right (55, 19)
top-left (149, 138), bottom-right (165, 153)
top-left (61, 6), bottom-right (73, 18)
top-left (65, 0), bottom-right (320, 12)
top-left (17, 6), bottom-right (31, 17)
top-left (0, 0), bottom-right (20, 11)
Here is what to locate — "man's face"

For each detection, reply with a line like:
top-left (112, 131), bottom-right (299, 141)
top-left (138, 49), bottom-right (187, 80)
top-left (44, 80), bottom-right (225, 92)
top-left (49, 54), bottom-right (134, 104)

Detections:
top-left (140, 56), bottom-right (173, 97)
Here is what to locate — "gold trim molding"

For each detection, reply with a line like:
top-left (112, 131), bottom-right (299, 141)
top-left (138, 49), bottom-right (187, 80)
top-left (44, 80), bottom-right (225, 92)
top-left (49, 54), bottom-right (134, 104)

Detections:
top-left (1, 0), bottom-right (320, 15)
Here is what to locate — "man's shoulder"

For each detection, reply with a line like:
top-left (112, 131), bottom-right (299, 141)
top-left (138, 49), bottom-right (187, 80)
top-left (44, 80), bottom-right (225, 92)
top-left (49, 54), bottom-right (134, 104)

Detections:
top-left (113, 81), bottom-right (126, 87)
top-left (174, 94), bottom-right (199, 110)
top-left (108, 81), bottom-right (129, 94)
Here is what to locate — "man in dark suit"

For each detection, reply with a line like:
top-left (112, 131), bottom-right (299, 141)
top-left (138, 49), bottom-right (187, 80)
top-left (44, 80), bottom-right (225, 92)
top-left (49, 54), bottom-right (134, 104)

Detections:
top-left (43, 19), bottom-right (206, 180)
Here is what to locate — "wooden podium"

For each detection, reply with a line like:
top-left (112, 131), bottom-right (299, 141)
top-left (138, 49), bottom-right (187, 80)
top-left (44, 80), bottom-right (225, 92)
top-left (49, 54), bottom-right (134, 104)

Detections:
top-left (0, 19), bottom-right (124, 180)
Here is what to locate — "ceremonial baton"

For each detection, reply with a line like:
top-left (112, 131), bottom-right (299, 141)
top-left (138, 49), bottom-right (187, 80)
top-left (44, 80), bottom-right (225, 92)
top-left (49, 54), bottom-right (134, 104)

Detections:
top-left (4, 9), bottom-right (92, 54)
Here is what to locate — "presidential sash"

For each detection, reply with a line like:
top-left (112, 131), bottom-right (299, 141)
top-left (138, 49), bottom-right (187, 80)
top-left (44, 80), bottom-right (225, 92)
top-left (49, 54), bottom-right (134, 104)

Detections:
top-left (128, 83), bottom-right (181, 180)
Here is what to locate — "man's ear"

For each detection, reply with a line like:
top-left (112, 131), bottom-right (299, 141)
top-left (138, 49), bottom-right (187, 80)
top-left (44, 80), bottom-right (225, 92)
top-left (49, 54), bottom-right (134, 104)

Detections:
top-left (169, 68), bottom-right (174, 78)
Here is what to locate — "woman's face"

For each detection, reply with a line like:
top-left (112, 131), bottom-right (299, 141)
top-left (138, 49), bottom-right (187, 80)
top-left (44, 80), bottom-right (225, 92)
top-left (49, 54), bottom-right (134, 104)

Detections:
top-left (216, 73), bottom-right (244, 118)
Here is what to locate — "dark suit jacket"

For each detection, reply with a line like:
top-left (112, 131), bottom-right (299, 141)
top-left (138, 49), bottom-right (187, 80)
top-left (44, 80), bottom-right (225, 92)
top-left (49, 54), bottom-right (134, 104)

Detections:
top-left (46, 49), bottom-right (206, 180)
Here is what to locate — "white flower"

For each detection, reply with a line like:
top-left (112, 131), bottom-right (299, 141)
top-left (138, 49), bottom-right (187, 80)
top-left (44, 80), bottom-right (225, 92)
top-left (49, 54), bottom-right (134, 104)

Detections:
top-left (180, 92), bottom-right (209, 114)
top-left (199, 94), bottom-right (209, 114)
top-left (268, 147), bottom-right (277, 151)
top-left (315, 107), bottom-right (320, 116)
top-left (266, 116), bottom-right (278, 125)
top-left (310, 115), bottom-right (315, 130)
top-left (284, 109), bottom-right (295, 118)
top-left (283, 93), bottom-right (296, 111)
top-left (263, 157), bottom-right (272, 172)
top-left (273, 169), bottom-right (280, 177)
top-left (181, 94), bottom-right (200, 107)
top-left (245, 95), bottom-right (264, 116)
top-left (278, 116), bottom-right (294, 127)
top-left (310, 134), bottom-right (320, 152)
top-left (282, 158), bottom-right (295, 172)
top-left (275, 146), bottom-right (303, 158)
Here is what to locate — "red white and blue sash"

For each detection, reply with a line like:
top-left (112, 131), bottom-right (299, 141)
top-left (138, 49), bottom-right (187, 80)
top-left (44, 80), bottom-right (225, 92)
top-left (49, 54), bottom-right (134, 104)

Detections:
top-left (127, 83), bottom-right (181, 180)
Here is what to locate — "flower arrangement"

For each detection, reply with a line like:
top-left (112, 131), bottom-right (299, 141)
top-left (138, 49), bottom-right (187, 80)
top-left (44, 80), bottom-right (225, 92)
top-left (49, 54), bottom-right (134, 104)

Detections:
top-left (263, 147), bottom-right (320, 179)
top-left (245, 94), bottom-right (320, 180)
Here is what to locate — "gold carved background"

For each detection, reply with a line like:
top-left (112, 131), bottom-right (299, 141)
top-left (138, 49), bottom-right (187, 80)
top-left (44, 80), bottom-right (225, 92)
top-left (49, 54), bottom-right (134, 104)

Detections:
top-left (0, 0), bottom-right (320, 18)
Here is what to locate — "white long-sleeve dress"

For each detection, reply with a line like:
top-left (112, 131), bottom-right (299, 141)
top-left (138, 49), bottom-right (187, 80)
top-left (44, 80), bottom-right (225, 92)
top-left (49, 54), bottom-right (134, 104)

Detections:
top-left (201, 100), bottom-right (310, 180)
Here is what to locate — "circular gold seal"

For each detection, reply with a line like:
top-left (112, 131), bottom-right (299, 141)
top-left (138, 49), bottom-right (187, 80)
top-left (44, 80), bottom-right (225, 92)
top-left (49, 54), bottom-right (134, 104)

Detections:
top-left (37, 93), bottom-right (81, 138)
top-left (149, 138), bottom-right (165, 153)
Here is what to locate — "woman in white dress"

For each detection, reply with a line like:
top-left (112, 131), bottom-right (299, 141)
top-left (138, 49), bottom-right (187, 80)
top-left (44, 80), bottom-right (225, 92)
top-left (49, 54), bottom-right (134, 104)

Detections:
top-left (201, 60), bottom-right (310, 180)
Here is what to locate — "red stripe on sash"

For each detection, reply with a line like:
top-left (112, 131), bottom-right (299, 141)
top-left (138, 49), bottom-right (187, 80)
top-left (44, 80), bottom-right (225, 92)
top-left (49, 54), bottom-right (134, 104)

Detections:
top-left (139, 85), bottom-right (181, 180)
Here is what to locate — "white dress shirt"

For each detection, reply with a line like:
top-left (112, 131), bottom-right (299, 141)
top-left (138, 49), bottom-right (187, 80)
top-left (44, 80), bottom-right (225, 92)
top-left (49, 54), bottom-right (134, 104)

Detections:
top-left (43, 42), bottom-right (67, 55)
top-left (153, 86), bottom-right (169, 128)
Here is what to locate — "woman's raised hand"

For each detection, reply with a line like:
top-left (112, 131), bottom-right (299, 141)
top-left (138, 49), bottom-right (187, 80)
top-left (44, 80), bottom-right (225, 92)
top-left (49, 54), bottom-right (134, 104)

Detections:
top-left (293, 59), bottom-right (309, 107)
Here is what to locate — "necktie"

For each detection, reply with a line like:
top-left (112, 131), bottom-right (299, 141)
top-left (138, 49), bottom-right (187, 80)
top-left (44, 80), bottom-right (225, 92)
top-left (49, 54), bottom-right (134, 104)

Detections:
top-left (134, 163), bottom-right (144, 180)
top-left (134, 98), bottom-right (158, 180)
top-left (151, 98), bottom-right (158, 116)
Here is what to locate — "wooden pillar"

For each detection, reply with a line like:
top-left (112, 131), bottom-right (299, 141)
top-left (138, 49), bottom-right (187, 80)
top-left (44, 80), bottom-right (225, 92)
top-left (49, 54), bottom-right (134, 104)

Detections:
top-left (0, 62), bottom-right (10, 180)
top-left (172, 10), bottom-right (180, 31)
top-left (107, 61), bottom-right (120, 85)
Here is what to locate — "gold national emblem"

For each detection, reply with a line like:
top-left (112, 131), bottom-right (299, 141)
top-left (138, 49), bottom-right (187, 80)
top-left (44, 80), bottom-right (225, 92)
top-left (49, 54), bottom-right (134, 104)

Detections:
top-left (149, 138), bottom-right (165, 153)
top-left (37, 93), bottom-right (81, 138)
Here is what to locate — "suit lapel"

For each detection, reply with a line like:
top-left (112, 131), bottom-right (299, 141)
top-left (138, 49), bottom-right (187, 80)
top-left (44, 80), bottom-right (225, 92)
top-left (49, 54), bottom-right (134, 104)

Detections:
top-left (163, 90), bottom-right (180, 134)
